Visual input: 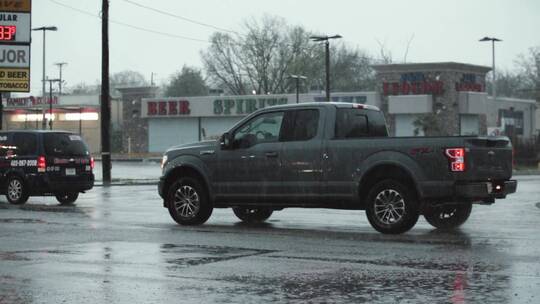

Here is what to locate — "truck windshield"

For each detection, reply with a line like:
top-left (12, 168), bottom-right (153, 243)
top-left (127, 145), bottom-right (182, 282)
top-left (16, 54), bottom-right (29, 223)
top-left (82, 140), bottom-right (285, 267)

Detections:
top-left (44, 133), bottom-right (90, 157)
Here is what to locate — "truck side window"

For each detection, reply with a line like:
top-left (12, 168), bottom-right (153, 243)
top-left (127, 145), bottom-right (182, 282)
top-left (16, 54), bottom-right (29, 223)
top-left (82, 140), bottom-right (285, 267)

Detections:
top-left (366, 111), bottom-right (389, 137)
top-left (233, 111), bottom-right (284, 148)
top-left (335, 109), bottom-right (368, 138)
top-left (281, 109), bottom-right (319, 142)
top-left (12, 133), bottom-right (38, 156)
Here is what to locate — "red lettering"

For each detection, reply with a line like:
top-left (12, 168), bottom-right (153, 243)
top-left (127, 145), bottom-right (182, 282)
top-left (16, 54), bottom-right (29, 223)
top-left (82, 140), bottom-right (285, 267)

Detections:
top-left (392, 83), bottom-right (400, 95)
top-left (179, 100), bottom-right (191, 115)
top-left (158, 101), bottom-right (167, 115)
top-left (401, 82), bottom-right (410, 95)
top-left (168, 101), bottom-right (178, 115)
top-left (147, 101), bottom-right (157, 115)
top-left (383, 83), bottom-right (390, 95)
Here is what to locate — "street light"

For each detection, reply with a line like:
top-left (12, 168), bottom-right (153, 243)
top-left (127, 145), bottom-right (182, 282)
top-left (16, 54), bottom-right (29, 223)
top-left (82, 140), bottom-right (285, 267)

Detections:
top-left (290, 74), bottom-right (307, 103)
top-left (479, 36), bottom-right (502, 102)
top-left (32, 26), bottom-right (58, 129)
top-left (310, 34), bottom-right (342, 101)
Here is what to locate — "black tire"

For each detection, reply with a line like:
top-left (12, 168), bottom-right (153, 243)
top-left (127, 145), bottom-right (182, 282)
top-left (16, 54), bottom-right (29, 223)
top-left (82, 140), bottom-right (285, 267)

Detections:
top-left (55, 192), bottom-right (79, 205)
top-left (365, 179), bottom-right (419, 234)
top-left (233, 207), bottom-right (273, 223)
top-left (167, 177), bottom-right (212, 226)
top-left (423, 203), bottom-right (472, 229)
top-left (6, 176), bottom-right (29, 205)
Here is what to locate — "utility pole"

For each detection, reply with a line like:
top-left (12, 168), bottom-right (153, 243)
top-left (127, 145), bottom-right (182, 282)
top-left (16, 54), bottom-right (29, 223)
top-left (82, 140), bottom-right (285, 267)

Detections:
top-left (54, 62), bottom-right (68, 95)
top-left (101, 0), bottom-right (112, 185)
top-left (309, 35), bottom-right (342, 101)
top-left (32, 26), bottom-right (58, 129)
top-left (45, 78), bottom-right (61, 130)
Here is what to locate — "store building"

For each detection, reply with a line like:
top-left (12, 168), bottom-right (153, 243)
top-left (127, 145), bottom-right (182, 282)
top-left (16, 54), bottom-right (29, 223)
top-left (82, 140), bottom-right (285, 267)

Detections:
top-left (115, 62), bottom-right (537, 153)
top-left (2, 94), bottom-right (122, 153)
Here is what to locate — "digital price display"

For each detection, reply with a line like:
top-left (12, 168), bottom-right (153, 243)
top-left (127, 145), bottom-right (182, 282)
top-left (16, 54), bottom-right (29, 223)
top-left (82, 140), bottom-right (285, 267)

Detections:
top-left (0, 25), bottom-right (16, 41)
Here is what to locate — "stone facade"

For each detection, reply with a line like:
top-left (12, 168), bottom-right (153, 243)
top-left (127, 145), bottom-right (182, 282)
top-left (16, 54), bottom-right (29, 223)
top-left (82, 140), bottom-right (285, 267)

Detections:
top-left (117, 87), bottom-right (157, 153)
top-left (372, 62), bottom-right (491, 136)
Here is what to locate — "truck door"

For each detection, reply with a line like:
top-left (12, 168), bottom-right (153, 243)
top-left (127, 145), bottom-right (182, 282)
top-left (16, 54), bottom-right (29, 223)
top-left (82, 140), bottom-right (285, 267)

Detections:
top-left (279, 108), bottom-right (324, 202)
top-left (215, 111), bottom-right (284, 200)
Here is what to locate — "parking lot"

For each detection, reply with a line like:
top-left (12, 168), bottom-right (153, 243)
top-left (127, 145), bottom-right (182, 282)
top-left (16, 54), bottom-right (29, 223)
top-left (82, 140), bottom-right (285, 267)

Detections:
top-left (0, 173), bottom-right (539, 303)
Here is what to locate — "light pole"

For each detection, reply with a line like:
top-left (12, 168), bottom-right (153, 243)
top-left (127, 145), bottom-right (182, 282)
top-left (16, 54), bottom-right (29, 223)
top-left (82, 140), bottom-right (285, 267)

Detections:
top-left (479, 37), bottom-right (502, 102)
top-left (310, 35), bottom-right (342, 101)
top-left (290, 74), bottom-right (307, 103)
top-left (54, 62), bottom-right (68, 95)
top-left (32, 26), bottom-right (58, 129)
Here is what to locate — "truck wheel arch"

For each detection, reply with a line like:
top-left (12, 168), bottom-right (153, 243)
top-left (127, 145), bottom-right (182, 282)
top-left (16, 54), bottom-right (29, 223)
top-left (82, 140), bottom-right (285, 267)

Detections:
top-left (358, 164), bottom-right (420, 206)
top-left (163, 166), bottom-right (210, 206)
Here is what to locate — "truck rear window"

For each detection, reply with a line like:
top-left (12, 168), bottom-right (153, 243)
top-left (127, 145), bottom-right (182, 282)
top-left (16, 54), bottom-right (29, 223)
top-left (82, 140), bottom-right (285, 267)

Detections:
top-left (44, 133), bottom-right (90, 157)
top-left (335, 108), bottom-right (388, 139)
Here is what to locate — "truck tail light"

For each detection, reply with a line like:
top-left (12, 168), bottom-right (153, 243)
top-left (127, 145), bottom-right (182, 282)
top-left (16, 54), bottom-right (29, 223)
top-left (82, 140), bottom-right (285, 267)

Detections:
top-left (445, 148), bottom-right (466, 172)
top-left (38, 156), bottom-right (46, 172)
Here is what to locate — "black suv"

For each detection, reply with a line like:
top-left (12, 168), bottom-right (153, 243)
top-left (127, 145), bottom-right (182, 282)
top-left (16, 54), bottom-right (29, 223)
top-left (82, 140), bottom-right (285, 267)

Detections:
top-left (0, 130), bottom-right (94, 205)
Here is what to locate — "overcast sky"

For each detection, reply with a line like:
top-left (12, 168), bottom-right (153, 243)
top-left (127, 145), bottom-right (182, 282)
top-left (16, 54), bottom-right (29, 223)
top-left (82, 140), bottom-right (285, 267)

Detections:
top-left (25, 0), bottom-right (540, 96)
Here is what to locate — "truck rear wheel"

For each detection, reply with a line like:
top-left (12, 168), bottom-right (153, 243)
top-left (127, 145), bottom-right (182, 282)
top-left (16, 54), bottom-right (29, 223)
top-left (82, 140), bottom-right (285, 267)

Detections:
top-left (167, 177), bottom-right (212, 226)
top-left (423, 203), bottom-right (472, 229)
top-left (365, 179), bottom-right (419, 234)
top-left (233, 207), bottom-right (273, 223)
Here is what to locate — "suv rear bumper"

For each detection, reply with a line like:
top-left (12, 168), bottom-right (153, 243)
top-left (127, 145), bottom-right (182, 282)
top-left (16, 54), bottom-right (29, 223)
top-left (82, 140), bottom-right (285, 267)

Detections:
top-left (27, 173), bottom-right (94, 194)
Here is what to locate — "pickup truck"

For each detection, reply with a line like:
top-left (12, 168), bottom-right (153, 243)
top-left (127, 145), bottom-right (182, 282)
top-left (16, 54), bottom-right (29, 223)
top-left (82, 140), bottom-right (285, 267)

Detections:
top-left (158, 102), bottom-right (517, 234)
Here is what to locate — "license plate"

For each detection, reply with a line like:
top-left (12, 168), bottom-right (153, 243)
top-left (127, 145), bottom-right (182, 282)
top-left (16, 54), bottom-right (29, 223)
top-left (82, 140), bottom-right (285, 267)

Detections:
top-left (65, 168), bottom-right (76, 176)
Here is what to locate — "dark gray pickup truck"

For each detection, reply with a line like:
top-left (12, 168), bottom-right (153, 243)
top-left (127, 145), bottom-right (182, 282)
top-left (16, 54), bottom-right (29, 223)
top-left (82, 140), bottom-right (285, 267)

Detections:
top-left (158, 102), bottom-right (517, 234)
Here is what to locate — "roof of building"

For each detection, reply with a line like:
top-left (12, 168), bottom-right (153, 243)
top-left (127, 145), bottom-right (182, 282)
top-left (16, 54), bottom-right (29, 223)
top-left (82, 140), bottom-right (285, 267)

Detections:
top-left (371, 62), bottom-right (491, 73)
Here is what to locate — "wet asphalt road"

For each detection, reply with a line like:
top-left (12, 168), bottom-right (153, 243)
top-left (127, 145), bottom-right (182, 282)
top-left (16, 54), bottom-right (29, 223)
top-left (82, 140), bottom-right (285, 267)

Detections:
top-left (1, 176), bottom-right (539, 303)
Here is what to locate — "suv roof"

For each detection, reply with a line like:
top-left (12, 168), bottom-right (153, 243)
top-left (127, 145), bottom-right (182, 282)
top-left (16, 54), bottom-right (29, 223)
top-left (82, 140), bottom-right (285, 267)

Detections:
top-left (0, 130), bottom-right (76, 134)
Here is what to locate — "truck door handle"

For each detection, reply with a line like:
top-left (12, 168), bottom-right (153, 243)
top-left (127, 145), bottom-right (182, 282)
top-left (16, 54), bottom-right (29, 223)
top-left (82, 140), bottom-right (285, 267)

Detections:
top-left (265, 151), bottom-right (278, 158)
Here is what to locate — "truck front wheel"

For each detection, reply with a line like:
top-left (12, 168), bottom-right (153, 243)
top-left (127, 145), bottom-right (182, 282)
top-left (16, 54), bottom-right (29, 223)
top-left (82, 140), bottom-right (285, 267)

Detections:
top-left (423, 203), bottom-right (472, 229)
top-left (167, 177), bottom-right (213, 226)
top-left (365, 179), bottom-right (419, 234)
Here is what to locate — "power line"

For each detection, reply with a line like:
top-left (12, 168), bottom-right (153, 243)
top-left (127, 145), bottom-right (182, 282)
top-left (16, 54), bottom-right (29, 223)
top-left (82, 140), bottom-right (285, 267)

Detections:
top-left (120, 0), bottom-right (239, 35)
top-left (48, 0), bottom-right (210, 43)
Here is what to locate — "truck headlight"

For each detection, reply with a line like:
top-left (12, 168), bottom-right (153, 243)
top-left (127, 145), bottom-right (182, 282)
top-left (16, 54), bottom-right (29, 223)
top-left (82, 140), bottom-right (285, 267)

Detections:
top-left (160, 155), bottom-right (168, 170)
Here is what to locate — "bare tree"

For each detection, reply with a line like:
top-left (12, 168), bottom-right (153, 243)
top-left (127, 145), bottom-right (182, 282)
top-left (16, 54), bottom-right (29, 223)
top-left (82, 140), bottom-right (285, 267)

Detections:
top-left (202, 15), bottom-right (376, 95)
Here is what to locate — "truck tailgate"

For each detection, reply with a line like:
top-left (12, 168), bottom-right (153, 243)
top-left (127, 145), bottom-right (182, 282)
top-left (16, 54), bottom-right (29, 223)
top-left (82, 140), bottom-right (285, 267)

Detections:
top-left (463, 137), bottom-right (513, 181)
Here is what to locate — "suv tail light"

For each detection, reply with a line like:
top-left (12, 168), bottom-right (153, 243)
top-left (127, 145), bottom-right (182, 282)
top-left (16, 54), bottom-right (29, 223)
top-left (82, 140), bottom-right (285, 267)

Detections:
top-left (90, 157), bottom-right (95, 170)
top-left (445, 148), bottom-right (466, 172)
top-left (37, 156), bottom-right (46, 172)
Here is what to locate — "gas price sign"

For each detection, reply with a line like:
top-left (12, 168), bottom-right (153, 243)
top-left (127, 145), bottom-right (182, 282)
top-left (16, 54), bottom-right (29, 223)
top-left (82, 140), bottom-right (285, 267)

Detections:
top-left (0, 0), bottom-right (31, 92)
top-left (0, 25), bottom-right (16, 41)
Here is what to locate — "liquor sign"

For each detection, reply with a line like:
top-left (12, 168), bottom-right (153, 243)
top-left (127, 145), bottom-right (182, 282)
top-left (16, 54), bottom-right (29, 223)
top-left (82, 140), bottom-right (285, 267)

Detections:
top-left (0, 0), bottom-right (30, 93)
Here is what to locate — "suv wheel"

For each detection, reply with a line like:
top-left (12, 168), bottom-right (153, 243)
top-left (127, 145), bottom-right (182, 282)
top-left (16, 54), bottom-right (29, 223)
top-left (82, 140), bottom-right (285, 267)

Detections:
top-left (365, 179), bottom-right (419, 234)
top-left (423, 203), bottom-right (472, 229)
top-left (6, 176), bottom-right (29, 205)
top-left (233, 207), bottom-right (273, 223)
top-left (55, 192), bottom-right (79, 205)
top-left (167, 177), bottom-right (212, 226)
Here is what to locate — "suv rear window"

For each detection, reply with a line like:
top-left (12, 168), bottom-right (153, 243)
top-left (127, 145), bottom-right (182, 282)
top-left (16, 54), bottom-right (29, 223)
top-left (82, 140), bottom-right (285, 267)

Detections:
top-left (44, 133), bottom-right (90, 157)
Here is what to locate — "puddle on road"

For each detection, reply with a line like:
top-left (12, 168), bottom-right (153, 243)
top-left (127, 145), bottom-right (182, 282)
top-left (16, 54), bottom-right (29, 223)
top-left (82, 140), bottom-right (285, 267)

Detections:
top-left (0, 202), bottom-right (90, 214)
top-left (536, 202), bottom-right (540, 209)
top-left (161, 243), bottom-right (275, 269)
top-left (221, 268), bottom-right (513, 303)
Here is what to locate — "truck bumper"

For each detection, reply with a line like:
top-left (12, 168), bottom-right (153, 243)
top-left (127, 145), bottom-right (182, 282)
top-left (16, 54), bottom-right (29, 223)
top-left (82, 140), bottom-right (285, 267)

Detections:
top-left (420, 180), bottom-right (517, 202)
top-left (455, 180), bottom-right (517, 199)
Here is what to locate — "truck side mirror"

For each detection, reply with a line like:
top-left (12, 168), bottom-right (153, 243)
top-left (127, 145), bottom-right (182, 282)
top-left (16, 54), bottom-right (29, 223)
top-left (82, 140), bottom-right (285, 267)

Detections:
top-left (220, 132), bottom-right (232, 149)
